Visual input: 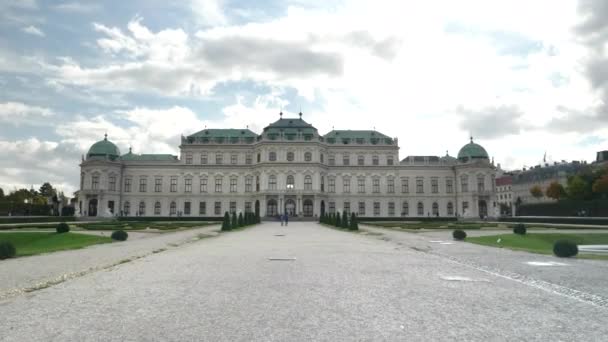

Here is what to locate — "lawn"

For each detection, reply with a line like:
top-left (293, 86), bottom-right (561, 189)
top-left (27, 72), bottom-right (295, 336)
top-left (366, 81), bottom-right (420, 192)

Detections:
top-left (77, 221), bottom-right (216, 231)
top-left (0, 232), bottom-right (113, 257)
top-left (466, 233), bottom-right (608, 257)
top-left (363, 221), bottom-right (499, 230)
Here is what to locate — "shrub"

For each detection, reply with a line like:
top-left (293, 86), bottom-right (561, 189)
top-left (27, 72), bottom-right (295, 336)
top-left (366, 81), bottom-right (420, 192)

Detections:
top-left (56, 222), bottom-right (70, 234)
top-left (231, 212), bottom-right (237, 229)
top-left (222, 212), bottom-right (231, 231)
top-left (238, 212), bottom-right (244, 227)
top-left (349, 213), bottom-right (359, 230)
top-left (453, 229), bottom-right (467, 240)
top-left (111, 230), bottom-right (128, 241)
top-left (513, 223), bottom-right (526, 235)
top-left (553, 240), bottom-right (578, 258)
top-left (341, 211), bottom-right (349, 229)
top-left (335, 214), bottom-right (341, 228)
top-left (0, 241), bottom-right (16, 259)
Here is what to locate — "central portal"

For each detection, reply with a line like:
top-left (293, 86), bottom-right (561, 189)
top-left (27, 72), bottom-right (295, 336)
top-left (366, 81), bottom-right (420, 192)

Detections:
top-left (285, 199), bottom-right (296, 216)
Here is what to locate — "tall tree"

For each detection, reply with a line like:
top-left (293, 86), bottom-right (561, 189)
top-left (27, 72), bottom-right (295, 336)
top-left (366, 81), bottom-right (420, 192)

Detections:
top-left (592, 175), bottom-right (608, 198)
top-left (0, 187), bottom-right (4, 198)
top-left (39, 182), bottom-right (56, 198)
top-left (545, 182), bottom-right (566, 200)
top-left (567, 175), bottom-right (590, 200)
top-left (529, 185), bottom-right (543, 201)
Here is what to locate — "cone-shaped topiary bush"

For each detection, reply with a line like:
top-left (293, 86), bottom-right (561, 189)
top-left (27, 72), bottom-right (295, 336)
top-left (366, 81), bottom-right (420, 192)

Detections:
top-left (513, 223), bottom-right (526, 235)
top-left (350, 213), bottom-right (358, 230)
top-left (56, 222), bottom-right (70, 234)
top-left (453, 229), bottom-right (467, 240)
top-left (0, 241), bottom-right (16, 260)
top-left (222, 212), bottom-right (231, 231)
top-left (111, 230), bottom-right (128, 241)
top-left (231, 212), bottom-right (237, 229)
top-left (335, 214), bottom-right (341, 228)
top-left (553, 240), bottom-right (578, 257)
top-left (341, 211), bottom-right (349, 229)
top-left (238, 212), bottom-right (244, 227)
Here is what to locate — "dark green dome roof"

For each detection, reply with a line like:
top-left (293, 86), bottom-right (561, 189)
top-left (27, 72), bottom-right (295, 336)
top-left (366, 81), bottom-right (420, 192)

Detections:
top-left (87, 135), bottom-right (121, 159)
top-left (457, 138), bottom-right (489, 161)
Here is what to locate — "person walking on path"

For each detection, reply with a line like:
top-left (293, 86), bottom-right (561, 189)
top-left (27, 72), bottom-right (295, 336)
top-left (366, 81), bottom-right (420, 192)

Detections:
top-left (280, 214), bottom-right (284, 226)
top-left (284, 213), bottom-right (289, 226)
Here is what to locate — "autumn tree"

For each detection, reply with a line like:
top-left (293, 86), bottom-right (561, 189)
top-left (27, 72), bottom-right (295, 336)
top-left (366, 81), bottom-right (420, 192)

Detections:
top-left (567, 175), bottom-right (590, 200)
top-left (529, 185), bottom-right (543, 201)
top-left (592, 175), bottom-right (608, 198)
top-left (545, 181), bottom-right (566, 200)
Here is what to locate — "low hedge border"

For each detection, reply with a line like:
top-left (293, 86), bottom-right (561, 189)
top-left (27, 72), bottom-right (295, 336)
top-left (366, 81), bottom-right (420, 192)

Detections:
top-left (500, 216), bottom-right (608, 225)
top-left (116, 216), bottom-right (223, 222)
top-left (0, 216), bottom-right (76, 224)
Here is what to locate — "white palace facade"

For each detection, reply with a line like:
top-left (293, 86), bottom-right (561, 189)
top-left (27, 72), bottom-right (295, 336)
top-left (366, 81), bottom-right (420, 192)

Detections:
top-left (77, 114), bottom-right (497, 219)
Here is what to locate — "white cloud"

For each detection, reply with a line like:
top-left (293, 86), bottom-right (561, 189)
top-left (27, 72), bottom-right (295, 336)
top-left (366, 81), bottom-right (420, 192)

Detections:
top-left (22, 25), bottom-right (44, 37)
top-left (189, 0), bottom-right (227, 27)
top-left (53, 2), bottom-right (101, 13)
top-left (0, 101), bottom-right (53, 125)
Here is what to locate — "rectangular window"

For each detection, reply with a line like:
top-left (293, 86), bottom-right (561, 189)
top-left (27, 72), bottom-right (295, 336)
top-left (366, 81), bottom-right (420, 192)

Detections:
top-left (446, 179), bottom-right (453, 194)
top-left (373, 178), bottom-right (380, 193)
top-left (344, 202), bottom-right (350, 215)
top-left (245, 202), bottom-right (252, 213)
top-left (185, 153), bottom-right (192, 164)
top-left (373, 202), bottom-right (380, 216)
top-left (387, 156), bottom-right (394, 165)
top-left (184, 201), bottom-right (191, 215)
top-left (329, 202), bottom-right (335, 214)
top-left (230, 201), bottom-right (236, 214)
top-left (170, 178), bottom-right (177, 192)
top-left (245, 177), bottom-right (252, 192)
top-left (200, 178), bottom-right (207, 193)
top-left (154, 202), bottom-right (161, 215)
top-left (388, 202), bottom-right (395, 216)
top-left (358, 177), bottom-right (365, 193)
top-left (431, 178), bottom-right (438, 194)
top-left (328, 178), bottom-right (335, 193)
top-left (372, 156), bottom-right (379, 165)
top-left (343, 154), bottom-right (350, 166)
top-left (343, 178), bottom-right (351, 193)
top-left (230, 178), bottom-right (237, 193)
top-left (358, 155), bottom-right (364, 166)
top-left (139, 178), bottom-right (147, 192)
top-left (329, 155), bottom-right (335, 166)
top-left (477, 176), bottom-right (485, 192)
top-left (401, 178), bottom-right (409, 193)
top-left (246, 154), bottom-right (252, 165)
top-left (216, 153), bottom-right (223, 164)
top-left (199, 202), bottom-right (206, 215)
top-left (155, 178), bottom-right (162, 192)
top-left (215, 178), bottom-right (222, 193)
top-left (358, 202), bottom-right (365, 216)
top-left (416, 178), bottom-right (424, 194)
top-left (462, 201), bottom-right (469, 214)
top-left (461, 176), bottom-right (469, 192)
top-left (214, 201), bottom-right (222, 215)
top-left (231, 154), bottom-right (238, 165)
top-left (201, 153), bottom-right (208, 164)
top-left (124, 178), bottom-right (131, 192)
top-left (109, 176), bottom-right (116, 191)
top-left (92, 175), bottom-right (99, 190)
top-left (387, 178), bottom-right (395, 193)
top-left (185, 178), bottom-right (192, 193)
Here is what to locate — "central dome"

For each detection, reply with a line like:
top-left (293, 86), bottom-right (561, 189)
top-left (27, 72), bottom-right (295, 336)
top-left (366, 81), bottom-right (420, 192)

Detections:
top-left (457, 138), bottom-right (489, 161)
top-left (87, 135), bottom-right (121, 159)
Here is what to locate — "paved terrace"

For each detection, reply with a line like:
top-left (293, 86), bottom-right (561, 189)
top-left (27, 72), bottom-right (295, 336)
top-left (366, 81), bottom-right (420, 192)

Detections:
top-left (0, 222), bottom-right (607, 341)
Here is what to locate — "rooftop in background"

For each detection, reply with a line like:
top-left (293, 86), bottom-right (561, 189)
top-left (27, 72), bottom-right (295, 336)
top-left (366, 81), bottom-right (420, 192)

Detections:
top-left (121, 148), bottom-right (177, 162)
top-left (512, 161), bottom-right (588, 184)
top-left (323, 130), bottom-right (395, 145)
top-left (495, 175), bottom-right (513, 186)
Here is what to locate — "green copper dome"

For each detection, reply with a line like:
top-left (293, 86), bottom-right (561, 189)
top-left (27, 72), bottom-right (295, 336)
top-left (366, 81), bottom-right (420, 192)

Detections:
top-left (457, 138), bottom-right (489, 161)
top-left (87, 135), bottom-right (121, 159)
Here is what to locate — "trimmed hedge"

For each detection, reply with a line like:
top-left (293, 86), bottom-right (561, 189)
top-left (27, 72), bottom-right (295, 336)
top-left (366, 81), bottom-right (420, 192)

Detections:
top-left (553, 240), bottom-right (578, 258)
top-left (0, 241), bottom-right (16, 259)
top-left (56, 222), bottom-right (70, 234)
top-left (111, 230), bottom-right (129, 241)
top-left (358, 217), bottom-right (457, 222)
top-left (516, 199), bottom-right (608, 217)
top-left (453, 229), bottom-right (467, 240)
top-left (500, 216), bottom-right (608, 225)
top-left (0, 216), bottom-right (76, 224)
top-left (117, 216), bottom-right (223, 222)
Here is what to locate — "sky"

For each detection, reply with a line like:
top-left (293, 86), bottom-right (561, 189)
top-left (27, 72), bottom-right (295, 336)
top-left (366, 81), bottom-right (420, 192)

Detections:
top-left (0, 0), bottom-right (607, 196)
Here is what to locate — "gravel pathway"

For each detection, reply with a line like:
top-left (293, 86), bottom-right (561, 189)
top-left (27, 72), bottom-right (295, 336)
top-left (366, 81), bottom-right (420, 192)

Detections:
top-left (1, 222), bottom-right (607, 341)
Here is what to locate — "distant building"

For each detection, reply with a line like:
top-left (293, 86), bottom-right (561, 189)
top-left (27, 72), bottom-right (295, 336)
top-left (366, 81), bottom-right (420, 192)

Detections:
top-left (495, 175), bottom-right (513, 215)
top-left (596, 150), bottom-right (608, 166)
top-left (511, 162), bottom-right (587, 205)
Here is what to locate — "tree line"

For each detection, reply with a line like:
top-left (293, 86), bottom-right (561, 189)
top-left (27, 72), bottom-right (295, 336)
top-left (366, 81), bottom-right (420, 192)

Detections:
top-left (529, 166), bottom-right (608, 201)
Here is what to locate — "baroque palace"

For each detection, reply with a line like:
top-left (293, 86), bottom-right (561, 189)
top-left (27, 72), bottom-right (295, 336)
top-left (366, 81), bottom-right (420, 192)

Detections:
top-left (77, 114), bottom-right (497, 219)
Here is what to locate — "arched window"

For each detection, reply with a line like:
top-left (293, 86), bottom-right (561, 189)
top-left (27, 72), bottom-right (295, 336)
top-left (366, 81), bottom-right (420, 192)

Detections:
top-left (170, 201), bottom-right (176, 215)
top-left (154, 201), bottom-right (161, 215)
top-left (268, 175), bottom-right (277, 190)
top-left (287, 152), bottom-right (294, 162)
top-left (286, 175), bottom-right (295, 189)
top-left (401, 202), bottom-right (409, 216)
top-left (304, 175), bottom-right (313, 190)
top-left (304, 152), bottom-right (312, 162)
top-left (269, 152), bottom-right (277, 161)
top-left (447, 202), bottom-right (454, 216)
top-left (138, 201), bottom-right (146, 216)
top-left (432, 202), bottom-right (439, 216)
top-left (417, 202), bottom-right (424, 216)
top-left (123, 201), bottom-right (130, 216)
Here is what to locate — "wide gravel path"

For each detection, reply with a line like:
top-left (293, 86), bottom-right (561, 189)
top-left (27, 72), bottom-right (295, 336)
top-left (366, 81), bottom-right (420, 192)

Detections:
top-left (1, 222), bottom-right (607, 341)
